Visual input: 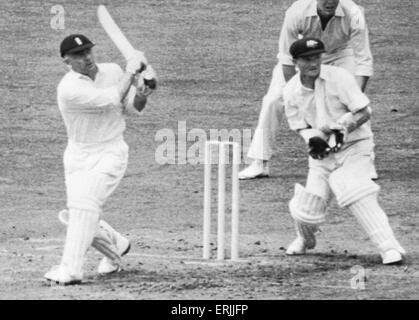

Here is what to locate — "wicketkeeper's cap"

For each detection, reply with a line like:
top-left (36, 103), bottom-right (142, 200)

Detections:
top-left (289, 37), bottom-right (325, 59)
top-left (60, 34), bottom-right (95, 57)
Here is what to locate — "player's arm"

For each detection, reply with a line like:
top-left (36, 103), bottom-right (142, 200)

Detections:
top-left (130, 83), bottom-right (153, 113)
top-left (337, 69), bottom-right (371, 120)
top-left (62, 51), bottom-right (146, 113)
top-left (132, 94), bottom-right (147, 113)
top-left (336, 106), bottom-right (371, 134)
top-left (349, 5), bottom-right (373, 91)
top-left (61, 84), bottom-right (125, 113)
top-left (119, 51), bottom-right (148, 102)
top-left (62, 79), bottom-right (135, 113)
top-left (322, 69), bottom-right (371, 136)
top-left (124, 66), bottom-right (156, 113)
top-left (323, 69), bottom-right (372, 152)
top-left (284, 86), bottom-right (330, 160)
top-left (278, 7), bottom-right (299, 81)
top-left (325, 106), bottom-right (371, 152)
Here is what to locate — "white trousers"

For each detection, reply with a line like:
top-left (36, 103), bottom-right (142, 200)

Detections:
top-left (247, 55), bottom-right (357, 160)
top-left (305, 139), bottom-right (374, 202)
top-left (59, 136), bottom-right (129, 276)
top-left (64, 136), bottom-right (129, 213)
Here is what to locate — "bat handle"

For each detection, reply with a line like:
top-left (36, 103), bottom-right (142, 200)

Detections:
top-left (144, 77), bottom-right (157, 89)
top-left (136, 63), bottom-right (157, 89)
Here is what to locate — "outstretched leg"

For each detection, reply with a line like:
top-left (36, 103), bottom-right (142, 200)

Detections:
top-left (239, 63), bottom-right (286, 180)
top-left (45, 171), bottom-right (107, 285)
top-left (329, 155), bottom-right (405, 264)
top-left (57, 210), bottom-right (131, 275)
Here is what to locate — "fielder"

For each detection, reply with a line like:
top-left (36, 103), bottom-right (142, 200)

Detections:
top-left (44, 34), bottom-right (156, 285)
top-left (283, 37), bottom-right (405, 264)
top-left (239, 0), bottom-right (376, 180)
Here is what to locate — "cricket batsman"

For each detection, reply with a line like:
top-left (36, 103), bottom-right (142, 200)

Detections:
top-left (44, 34), bottom-right (156, 285)
top-left (283, 37), bottom-right (405, 264)
top-left (239, 0), bottom-right (377, 180)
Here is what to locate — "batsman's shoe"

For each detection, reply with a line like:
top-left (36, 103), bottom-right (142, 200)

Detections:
top-left (381, 249), bottom-right (403, 265)
top-left (97, 237), bottom-right (131, 275)
top-left (238, 160), bottom-right (269, 180)
top-left (286, 223), bottom-right (318, 255)
top-left (286, 236), bottom-right (313, 255)
top-left (44, 265), bottom-right (82, 286)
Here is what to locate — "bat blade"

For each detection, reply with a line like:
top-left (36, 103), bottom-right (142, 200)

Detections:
top-left (97, 5), bottom-right (157, 89)
top-left (97, 5), bottom-right (134, 60)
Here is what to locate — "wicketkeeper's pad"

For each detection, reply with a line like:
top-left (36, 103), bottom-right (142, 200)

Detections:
top-left (289, 183), bottom-right (328, 225)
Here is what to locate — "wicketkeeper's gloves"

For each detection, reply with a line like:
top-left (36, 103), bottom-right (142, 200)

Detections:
top-left (328, 129), bottom-right (345, 153)
top-left (308, 137), bottom-right (331, 160)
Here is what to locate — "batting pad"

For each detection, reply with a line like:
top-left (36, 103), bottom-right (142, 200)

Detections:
top-left (329, 169), bottom-right (380, 208)
top-left (289, 184), bottom-right (327, 225)
top-left (60, 209), bottom-right (99, 278)
top-left (91, 220), bottom-right (122, 262)
top-left (58, 211), bottom-right (122, 262)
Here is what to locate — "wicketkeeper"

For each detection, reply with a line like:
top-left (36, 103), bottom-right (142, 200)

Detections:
top-left (283, 37), bottom-right (405, 264)
top-left (239, 0), bottom-right (377, 180)
top-left (44, 34), bottom-right (156, 285)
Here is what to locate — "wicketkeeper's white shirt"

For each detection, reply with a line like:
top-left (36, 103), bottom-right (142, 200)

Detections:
top-left (283, 64), bottom-right (373, 144)
top-left (278, 0), bottom-right (373, 76)
top-left (57, 63), bottom-right (126, 144)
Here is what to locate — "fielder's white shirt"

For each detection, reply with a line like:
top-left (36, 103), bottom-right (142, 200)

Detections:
top-left (278, 0), bottom-right (373, 76)
top-left (57, 63), bottom-right (127, 144)
top-left (283, 64), bottom-right (372, 143)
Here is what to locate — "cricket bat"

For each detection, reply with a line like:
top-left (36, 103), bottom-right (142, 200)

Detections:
top-left (97, 5), bottom-right (156, 88)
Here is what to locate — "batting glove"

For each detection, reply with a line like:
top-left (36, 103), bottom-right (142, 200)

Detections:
top-left (133, 66), bottom-right (157, 97)
top-left (142, 65), bottom-right (157, 90)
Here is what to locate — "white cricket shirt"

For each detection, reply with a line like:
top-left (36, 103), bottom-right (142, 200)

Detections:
top-left (283, 64), bottom-right (373, 143)
top-left (278, 0), bottom-right (373, 76)
top-left (57, 63), bottom-right (126, 144)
